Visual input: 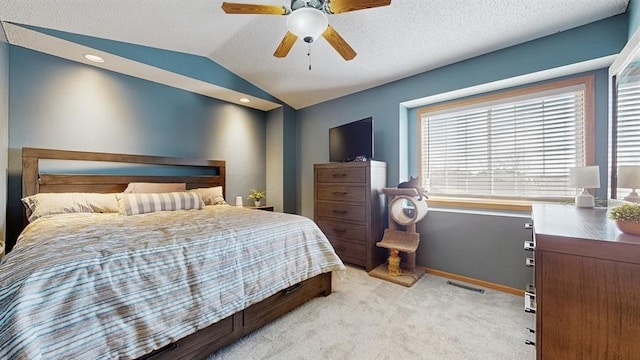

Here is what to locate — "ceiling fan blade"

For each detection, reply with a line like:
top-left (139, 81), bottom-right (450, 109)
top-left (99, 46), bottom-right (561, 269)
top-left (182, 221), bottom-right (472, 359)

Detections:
top-left (274, 32), bottom-right (298, 58)
top-left (326, 0), bottom-right (391, 14)
top-left (221, 2), bottom-right (287, 15)
top-left (322, 25), bottom-right (357, 61)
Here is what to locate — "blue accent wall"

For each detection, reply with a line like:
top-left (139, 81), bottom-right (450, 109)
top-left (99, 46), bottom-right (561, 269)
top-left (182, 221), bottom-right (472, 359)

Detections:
top-left (297, 15), bottom-right (627, 289)
top-left (6, 46), bottom-right (268, 251)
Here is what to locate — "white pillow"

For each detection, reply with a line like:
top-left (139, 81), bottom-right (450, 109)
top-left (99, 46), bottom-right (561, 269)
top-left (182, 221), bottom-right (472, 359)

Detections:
top-left (189, 186), bottom-right (226, 205)
top-left (22, 193), bottom-right (119, 223)
top-left (123, 182), bottom-right (186, 194)
top-left (116, 192), bottom-right (204, 216)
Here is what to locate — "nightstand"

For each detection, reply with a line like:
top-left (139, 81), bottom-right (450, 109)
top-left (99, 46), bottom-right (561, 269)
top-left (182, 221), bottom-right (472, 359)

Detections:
top-left (249, 205), bottom-right (274, 211)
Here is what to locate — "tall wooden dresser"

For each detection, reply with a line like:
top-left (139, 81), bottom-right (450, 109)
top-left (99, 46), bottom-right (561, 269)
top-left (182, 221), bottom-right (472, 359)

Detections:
top-left (314, 161), bottom-right (386, 271)
top-left (531, 203), bottom-right (640, 359)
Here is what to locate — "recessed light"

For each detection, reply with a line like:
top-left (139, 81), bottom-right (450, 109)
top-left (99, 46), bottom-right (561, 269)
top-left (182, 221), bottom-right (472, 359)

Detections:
top-left (239, 98), bottom-right (251, 103)
top-left (84, 54), bottom-right (104, 63)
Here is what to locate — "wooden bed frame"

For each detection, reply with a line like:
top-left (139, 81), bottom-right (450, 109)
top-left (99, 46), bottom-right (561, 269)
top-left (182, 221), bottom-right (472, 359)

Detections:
top-left (21, 147), bottom-right (332, 360)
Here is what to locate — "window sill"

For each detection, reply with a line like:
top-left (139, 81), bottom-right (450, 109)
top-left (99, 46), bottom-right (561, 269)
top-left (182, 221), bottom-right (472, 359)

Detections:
top-left (425, 196), bottom-right (534, 212)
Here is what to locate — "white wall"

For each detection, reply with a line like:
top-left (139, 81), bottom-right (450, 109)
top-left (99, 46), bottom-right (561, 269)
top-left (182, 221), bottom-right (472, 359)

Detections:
top-left (266, 107), bottom-right (284, 212)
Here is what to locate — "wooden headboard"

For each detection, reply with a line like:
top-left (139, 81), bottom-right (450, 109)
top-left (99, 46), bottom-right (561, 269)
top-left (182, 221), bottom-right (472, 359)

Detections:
top-left (22, 147), bottom-right (226, 197)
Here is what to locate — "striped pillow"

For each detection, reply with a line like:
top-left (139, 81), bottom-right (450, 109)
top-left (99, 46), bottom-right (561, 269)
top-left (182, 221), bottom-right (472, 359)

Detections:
top-left (116, 192), bottom-right (204, 216)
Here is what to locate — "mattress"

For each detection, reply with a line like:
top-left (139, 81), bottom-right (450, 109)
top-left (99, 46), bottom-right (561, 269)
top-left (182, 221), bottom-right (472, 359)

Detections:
top-left (0, 205), bottom-right (344, 359)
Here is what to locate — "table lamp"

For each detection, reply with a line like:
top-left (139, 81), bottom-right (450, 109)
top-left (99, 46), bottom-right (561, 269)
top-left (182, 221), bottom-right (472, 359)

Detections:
top-left (569, 165), bottom-right (600, 208)
top-left (618, 165), bottom-right (640, 203)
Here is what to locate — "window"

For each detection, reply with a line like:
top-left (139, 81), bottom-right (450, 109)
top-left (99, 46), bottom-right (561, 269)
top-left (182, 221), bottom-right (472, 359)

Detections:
top-left (418, 76), bottom-right (595, 203)
top-left (613, 80), bottom-right (640, 197)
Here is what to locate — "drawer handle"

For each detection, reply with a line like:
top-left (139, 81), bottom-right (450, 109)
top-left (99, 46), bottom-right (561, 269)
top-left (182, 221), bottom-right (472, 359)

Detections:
top-left (331, 173), bottom-right (347, 177)
top-left (524, 222), bottom-right (533, 230)
top-left (282, 283), bottom-right (303, 295)
top-left (524, 241), bottom-right (535, 251)
top-left (527, 327), bottom-right (535, 334)
top-left (525, 257), bottom-right (534, 267)
top-left (525, 340), bottom-right (536, 346)
top-left (333, 228), bottom-right (347, 233)
top-left (332, 210), bottom-right (348, 214)
top-left (524, 291), bottom-right (536, 314)
top-left (332, 191), bottom-right (348, 195)
top-left (526, 283), bottom-right (535, 294)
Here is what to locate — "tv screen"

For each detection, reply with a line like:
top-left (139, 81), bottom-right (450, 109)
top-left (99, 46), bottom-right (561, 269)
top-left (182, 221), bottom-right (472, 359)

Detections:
top-left (329, 117), bottom-right (373, 162)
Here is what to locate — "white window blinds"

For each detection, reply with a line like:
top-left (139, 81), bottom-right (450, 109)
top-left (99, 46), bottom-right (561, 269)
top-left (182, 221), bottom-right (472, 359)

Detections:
top-left (615, 80), bottom-right (640, 198)
top-left (419, 84), bottom-right (589, 201)
top-left (616, 82), bottom-right (640, 167)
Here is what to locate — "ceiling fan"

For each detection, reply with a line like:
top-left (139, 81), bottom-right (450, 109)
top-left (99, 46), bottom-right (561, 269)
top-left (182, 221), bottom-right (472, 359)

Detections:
top-left (221, 0), bottom-right (392, 61)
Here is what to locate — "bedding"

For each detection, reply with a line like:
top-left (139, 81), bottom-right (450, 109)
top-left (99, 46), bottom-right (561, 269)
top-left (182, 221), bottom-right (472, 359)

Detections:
top-left (123, 182), bottom-right (186, 193)
top-left (21, 192), bottom-right (119, 222)
top-left (189, 186), bottom-right (226, 205)
top-left (115, 191), bottom-right (204, 215)
top-left (0, 205), bottom-right (344, 359)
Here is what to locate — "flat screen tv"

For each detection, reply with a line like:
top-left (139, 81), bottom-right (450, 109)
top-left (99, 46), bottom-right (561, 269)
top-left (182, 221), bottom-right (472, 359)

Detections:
top-left (329, 117), bottom-right (373, 162)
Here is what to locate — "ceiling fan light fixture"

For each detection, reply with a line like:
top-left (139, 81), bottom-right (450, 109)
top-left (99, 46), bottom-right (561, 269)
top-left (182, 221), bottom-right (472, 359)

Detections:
top-left (286, 7), bottom-right (328, 43)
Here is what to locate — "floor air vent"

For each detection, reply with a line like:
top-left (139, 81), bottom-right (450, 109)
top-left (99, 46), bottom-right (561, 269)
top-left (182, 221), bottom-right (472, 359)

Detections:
top-left (447, 280), bottom-right (485, 293)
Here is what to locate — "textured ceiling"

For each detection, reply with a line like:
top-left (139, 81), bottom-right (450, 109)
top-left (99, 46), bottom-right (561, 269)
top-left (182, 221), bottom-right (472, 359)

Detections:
top-left (0, 0), bottom-right (630, 109)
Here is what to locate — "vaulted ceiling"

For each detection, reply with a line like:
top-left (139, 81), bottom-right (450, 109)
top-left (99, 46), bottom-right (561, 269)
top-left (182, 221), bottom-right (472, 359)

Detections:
top-left (0, 0), bottom-right (630, 109)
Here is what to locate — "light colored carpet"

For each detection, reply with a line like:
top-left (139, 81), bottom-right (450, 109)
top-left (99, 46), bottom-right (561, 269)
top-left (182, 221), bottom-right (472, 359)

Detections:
top-left (210, 266), bottom-right (536, 359)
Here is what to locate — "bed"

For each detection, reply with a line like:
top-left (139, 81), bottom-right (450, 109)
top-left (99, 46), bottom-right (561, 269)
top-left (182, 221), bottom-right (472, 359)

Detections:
top-left (0, 147), bottom-right (345, 359)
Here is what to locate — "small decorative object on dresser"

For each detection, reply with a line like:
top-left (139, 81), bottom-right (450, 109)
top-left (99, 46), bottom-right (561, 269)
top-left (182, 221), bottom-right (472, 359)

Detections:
top-left (248, 189), bottom-right (266, 207)
top-left (617, 165), bottom-right (640, 203)
top-left (569, 165), bottom-right (600, 208)
top-left (608, 202), bottom-right (640, 236)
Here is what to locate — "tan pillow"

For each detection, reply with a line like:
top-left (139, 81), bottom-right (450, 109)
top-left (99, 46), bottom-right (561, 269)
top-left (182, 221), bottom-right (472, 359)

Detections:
top-left (123, 182), bottom-right (186, 194)
top-left (22, 193), bottom-right (119, 223)
top-left (190, 186), bottom-right (226, 205)
top-left (116, 192), bottom-right (204, 216)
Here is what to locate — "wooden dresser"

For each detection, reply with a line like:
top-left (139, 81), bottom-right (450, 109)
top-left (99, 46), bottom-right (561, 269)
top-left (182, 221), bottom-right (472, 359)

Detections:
top-left (314, 161), bottom-right (386, 271)
top-left (531, 203), bottom-right (640, 359)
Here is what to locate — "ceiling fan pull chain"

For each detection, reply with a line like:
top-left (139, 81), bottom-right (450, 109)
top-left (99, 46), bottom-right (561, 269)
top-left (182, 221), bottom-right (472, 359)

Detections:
top-left (308, 42), bottom-right (312, 71)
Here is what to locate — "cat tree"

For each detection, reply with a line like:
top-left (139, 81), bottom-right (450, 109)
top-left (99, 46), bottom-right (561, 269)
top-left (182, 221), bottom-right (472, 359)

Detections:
top-left (369, 187), bottom-right (428, 287)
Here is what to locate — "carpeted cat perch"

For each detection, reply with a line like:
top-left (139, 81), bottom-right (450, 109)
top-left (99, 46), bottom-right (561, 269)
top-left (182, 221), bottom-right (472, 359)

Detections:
top-left (369, 187), bottom-right (428, 287)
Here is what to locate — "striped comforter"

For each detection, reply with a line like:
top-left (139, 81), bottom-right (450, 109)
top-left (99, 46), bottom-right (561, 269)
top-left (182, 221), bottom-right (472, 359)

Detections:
top-left (0, 205), bottom-right (344, 359)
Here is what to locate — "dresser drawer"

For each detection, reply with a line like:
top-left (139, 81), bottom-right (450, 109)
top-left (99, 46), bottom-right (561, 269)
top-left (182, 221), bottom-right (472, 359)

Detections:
top-left (316, 218), bottom-right (366, 242)
top-left (316, 185), bottom-right (366, 202)
top-left (243, 273), bottom-right (330, 333)
top-left (316, 167), bottom-right (366, 184)
top-left (316, 202), bottom-right (366, 222)
top-left (328, 237), bottom-right (366, 266)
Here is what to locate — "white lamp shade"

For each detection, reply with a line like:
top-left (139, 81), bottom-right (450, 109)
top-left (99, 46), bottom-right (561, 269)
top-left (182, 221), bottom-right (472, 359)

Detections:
top-left (286, 7), bottom-right (328, 43)
top-left (618, 165), bottom-right (640, 188)
top-left (569, 166), bottom-right (600, 189)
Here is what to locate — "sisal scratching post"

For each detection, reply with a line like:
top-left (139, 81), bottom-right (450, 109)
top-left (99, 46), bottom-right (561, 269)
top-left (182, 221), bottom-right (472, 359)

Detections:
top-left (369, 188), bottom-right (428, 287)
